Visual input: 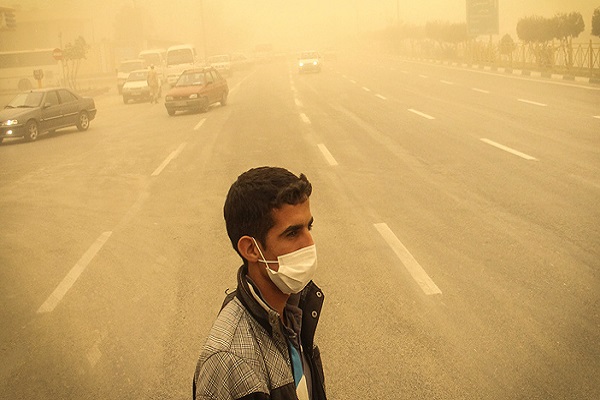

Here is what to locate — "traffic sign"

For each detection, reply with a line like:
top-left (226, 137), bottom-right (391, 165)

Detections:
top-left (52, 48), bottom-right (63, 60)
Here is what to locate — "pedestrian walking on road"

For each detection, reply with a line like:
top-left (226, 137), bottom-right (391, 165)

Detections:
top-left (193, 166), bottom-right (327, 400)
top-left (146, 65), bottom-right (159, 103)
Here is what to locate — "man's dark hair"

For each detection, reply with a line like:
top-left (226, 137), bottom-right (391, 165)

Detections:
top-left (224, 166), bottom-right (312, 262)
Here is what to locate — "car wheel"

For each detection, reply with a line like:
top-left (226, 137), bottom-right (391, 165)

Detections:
top-left (76, 111), bottom-right (90, 131)
top-left (0, 138), bottom-right (3, 145)
top-left (123, 96), bottom-right (129, 104)
top-left (167, 108), bottom-right (175, 116)
top-left (24, 120), bottom-right (39, 142)
top-left (220, 92), bottom-right (228, 106)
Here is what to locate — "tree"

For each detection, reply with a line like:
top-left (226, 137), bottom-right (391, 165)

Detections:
top-left (63, 36), bottom-right (89, 90)
top-left (592, 7), bottom-right (600, 37)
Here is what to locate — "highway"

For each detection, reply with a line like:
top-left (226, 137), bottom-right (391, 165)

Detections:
top-left (1, 55), bottom-right (599, 399)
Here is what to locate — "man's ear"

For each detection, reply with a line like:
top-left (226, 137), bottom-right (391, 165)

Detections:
top-left (238, 236), bottom-right (260, 263)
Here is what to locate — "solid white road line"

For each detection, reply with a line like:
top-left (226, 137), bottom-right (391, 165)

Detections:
top-left (374, 223), bottom-right (442, 295)
top-left (193, 118), bottom-right (206, 130)
top-left (152, 142), bottom-right (187, 176)
top-left (472, 88), bottom-right (490, 93)
top-left (375, 94), bottom-right (387, 100)
top-left (37, 231), bottom-right (113, 313)
top-left (518, 98), bottom-right (547, 107)
top-left (317, 144), bottom-right (338, 166)
top-left (408, 108), bottom-right (435, 120)
top-left (480, 138), bottom-right (538, 161)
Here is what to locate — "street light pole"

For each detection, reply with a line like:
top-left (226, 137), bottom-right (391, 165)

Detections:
top-left (200, 0), bottom-right (208, 62)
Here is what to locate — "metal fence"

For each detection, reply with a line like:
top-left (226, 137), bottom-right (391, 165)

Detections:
top-left (398, 39), bottom-right (600, 78)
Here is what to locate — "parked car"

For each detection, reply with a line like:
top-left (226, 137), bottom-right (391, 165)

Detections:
top-left (207, 54), bottom-right (232, 77)
top-left (116, 59), bottom-right (146, 94)
top-left (122, 69), bottom-right (161, 104)
top-left (164, 67), bottom-right (228, 116)
top-left (0, 88), bottom-right (97, 143)
top-left (298, 51), bottom-right (322, 73)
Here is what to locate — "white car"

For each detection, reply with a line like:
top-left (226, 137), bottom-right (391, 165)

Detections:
top-left (116, 59), bottom-right (146, 94)
top-left (207, 54), bottom-right (232, 77)
top-left (122, 69), bottom-right (161, 104)
top-left (298, 51), bottom-right (322, 73)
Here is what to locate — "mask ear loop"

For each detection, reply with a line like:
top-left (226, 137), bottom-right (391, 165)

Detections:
top-left (252, 238), bottom-right (277, 265)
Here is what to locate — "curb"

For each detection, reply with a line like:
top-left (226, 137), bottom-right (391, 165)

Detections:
top-left (405, 57), bottom-right (599, 85)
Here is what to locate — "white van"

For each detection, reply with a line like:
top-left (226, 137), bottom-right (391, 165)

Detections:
top-left (165, 44), bottom-right (198, 86)
top-left (138, 49), bottom-right (166, 83)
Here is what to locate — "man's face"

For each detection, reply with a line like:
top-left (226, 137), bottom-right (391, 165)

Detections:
top-left (261, 199), bottom-right (314, 270)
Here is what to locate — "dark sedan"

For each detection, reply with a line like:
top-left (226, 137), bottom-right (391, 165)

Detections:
top-left (0, 88), bottom-right (97, 143)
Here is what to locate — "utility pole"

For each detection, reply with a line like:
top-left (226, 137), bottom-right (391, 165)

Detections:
top-left (200, 0), bottom-right (208, 61)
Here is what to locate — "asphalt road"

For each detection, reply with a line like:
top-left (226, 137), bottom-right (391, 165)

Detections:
top-left (1, 56), bottom-right (599, 399)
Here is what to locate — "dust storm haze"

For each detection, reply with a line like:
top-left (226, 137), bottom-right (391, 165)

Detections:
top-left (8, 0), bottom-right (599, 56)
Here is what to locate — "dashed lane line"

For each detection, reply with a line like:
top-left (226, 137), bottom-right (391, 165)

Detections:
top-left (480, 138), bottom-right (538, 161)
top-left (518, 98), bottom-right (547, 107)
top-left (151, 142), bottom-right (187, 176)
top-left (374, 223), bottom-right (441, 295)
top-left (317, 143), bottom-right (338, 166)
top-left (37, 231), bottom-right (113, 313)
top-left (408, 108), bottom-right (435, 120)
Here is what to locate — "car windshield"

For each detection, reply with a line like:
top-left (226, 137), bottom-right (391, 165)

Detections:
top-left (300, 52), bottom-right (319, 59)
top-left (5, 92), bottom-right (44, 108)
top-left (119, 62), bottom-right (144, 73)
top-left (127, 71), bottom-right (148, 81)
top-left (167, 49), bottom-right (193, 65)
top-left (176, 72), bottom-right (204, 87)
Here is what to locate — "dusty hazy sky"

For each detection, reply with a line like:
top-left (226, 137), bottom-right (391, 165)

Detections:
top-left (11, 0), bottom-right (600, 48)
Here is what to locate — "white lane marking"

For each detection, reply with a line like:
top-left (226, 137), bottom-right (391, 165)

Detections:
top-left (480, 138), bottom-right (538, 161)
top-left (362, 86), bottom-right (371, 92)
top-left (375, 94), bottom-right (387, 100)
top-left (193, 118), bottom-right (206, 130)
top-left (317, 143), bottom-right (338, 166)
top-left (418, 74), bottom-right (428, 78)
top-left (294, 98), bottom-right (303, 107)
top-left (152, 142), bottom-right (187, 176)
top-left (300, 113), bottom-right (311, 124)
top-left (37, 231), bottom-right (113, 313)
top-left (440, 80), bottom-right (454, 85)
top-left (342, 74), bottom-right (348, 79)
top-left (518, 98), bottom-right (547, 107)
top-left (349, 79), bottom-right (357, 84)
top-left (593, 116), bottom-right (600, 119)
top-left (472, 88), bottom-right (490, 93)
top-left (408, 108), bottom-right (435, 120)
top-left (374, 223), bottom-right (441, 295)
top-left (400, 70), bottom-right (409, 74)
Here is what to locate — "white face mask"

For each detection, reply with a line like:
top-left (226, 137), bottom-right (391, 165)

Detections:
top-left (252, 238), bottom-right (318, 294)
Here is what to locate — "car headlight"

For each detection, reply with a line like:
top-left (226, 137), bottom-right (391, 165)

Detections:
top-left (299, 62), bottom-right (304, 67)
top-left (2, 119), bottom-right (18, 126)
top-left (313, 61), bottom-right (318, 65)
top-left (189, 93), bottom-right (198, 99)
top-left (165, 96), bottom-right (173, 101)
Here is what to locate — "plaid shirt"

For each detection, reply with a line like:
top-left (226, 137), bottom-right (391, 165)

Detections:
top-left (193, 266), bottom-right (327, 400)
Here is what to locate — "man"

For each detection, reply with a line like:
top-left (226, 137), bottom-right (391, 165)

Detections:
top-left (193, 167), bottom-right (327, 400)
top-left (146, 64), bottom-right (159, 103)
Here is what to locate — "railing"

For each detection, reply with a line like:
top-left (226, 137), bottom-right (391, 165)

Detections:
top-left (397, 39), bottom-right (600, 78)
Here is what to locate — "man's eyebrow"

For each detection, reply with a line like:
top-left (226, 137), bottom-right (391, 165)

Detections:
top-left (279, 217), bottom-right (314, 237)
